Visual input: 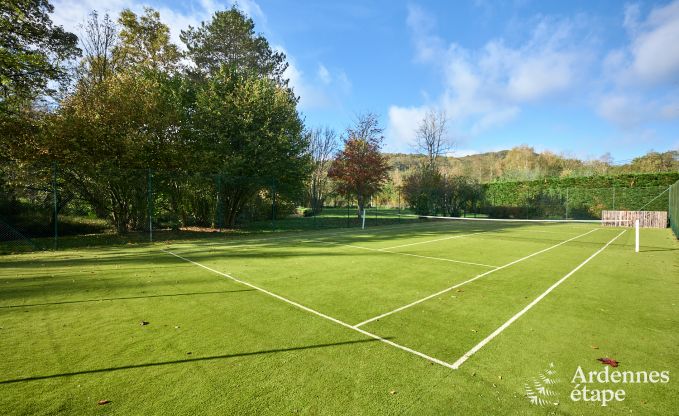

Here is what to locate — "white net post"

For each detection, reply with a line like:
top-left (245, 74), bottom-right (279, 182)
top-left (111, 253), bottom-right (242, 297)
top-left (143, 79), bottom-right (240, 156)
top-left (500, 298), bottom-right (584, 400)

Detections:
top-left (362, 208), bottom-right (366, 229)
top-left (635, 219), bottom-right (640, 253)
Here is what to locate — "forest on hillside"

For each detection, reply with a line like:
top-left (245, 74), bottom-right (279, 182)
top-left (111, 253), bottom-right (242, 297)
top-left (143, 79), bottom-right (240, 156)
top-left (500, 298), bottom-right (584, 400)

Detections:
top-left (387, 147), bottom-right (678, 186)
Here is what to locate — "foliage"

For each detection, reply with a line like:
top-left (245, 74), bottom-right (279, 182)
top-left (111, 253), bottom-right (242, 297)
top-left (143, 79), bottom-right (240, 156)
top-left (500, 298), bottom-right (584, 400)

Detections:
top-left (191, 67), bottom-right (309, 226)
top-left (0, 0), bottom-right (80, 112)
top-left (306, 127), bottom-right (338, 213)
top-left (115, 8), bottom-right (181, 71)
top-left (328, 113), bottom-right (390, 215)
top-left (180, 6), bottom-right (288, 84)
top-left (402, 169), bottom-right (482, 216)
top-left (385, 148), bottom-right (678, 189)
top-left (484, 172), bottom-right (679, 219)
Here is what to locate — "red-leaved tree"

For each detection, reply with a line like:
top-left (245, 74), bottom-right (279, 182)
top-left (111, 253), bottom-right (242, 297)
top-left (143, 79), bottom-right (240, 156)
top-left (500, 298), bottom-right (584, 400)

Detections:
top-left (328, 113), bottom-right (390, 216)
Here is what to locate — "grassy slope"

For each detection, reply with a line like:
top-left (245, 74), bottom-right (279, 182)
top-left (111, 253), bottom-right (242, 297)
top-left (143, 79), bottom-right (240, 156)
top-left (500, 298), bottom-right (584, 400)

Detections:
top-left (0, 223), bottom-right (676, 415)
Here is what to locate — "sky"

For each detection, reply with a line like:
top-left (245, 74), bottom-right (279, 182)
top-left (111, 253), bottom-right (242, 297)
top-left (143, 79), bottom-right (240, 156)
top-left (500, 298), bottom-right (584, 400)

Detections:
top-left (49, 0), bottom-right (679, 162)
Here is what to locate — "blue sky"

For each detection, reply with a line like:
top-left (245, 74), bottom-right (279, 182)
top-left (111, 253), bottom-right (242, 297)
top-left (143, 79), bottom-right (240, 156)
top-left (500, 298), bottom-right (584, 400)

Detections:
top-left (51, 0), bottom-right (679, 162)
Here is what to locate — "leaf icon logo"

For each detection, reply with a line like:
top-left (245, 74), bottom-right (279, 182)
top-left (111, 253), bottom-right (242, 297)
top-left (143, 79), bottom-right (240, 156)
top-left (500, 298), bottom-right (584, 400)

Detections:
top-left (525, 363), bottom-right (560, 406)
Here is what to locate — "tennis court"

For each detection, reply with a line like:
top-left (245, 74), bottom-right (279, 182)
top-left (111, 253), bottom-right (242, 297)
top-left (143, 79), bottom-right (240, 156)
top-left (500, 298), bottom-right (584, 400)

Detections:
top-left (1, 218), bottom-right (677, 414)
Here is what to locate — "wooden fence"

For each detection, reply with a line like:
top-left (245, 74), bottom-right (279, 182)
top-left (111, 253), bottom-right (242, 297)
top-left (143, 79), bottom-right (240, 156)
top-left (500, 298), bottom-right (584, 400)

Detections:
top-left (601, 210), bottom-right (668, 228)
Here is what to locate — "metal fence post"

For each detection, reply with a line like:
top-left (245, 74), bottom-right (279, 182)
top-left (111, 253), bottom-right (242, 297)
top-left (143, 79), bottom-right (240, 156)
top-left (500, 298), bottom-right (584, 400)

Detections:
top-left (147, 168), bottom-right (153, 242)
top-left (612, 187), bottom-right (616, 210)
top-left (398, 189), bottom-right (401, 223)
top-left (565, 187), bottom-right (569, 219)
top-left (52, 161), bottom-right (58, 251)
top-left (271, 178), bottom-right (276, 232)
top-left (216, 174), bottom-right (222, 232)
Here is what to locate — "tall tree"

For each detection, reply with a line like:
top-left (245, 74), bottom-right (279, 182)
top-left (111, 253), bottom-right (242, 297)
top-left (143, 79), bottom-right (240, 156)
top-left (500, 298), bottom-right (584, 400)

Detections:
top-left (307, 126), bottom-right (338, 214)
top-left (191, 67), bottom-right (309, 226)
top-left (180, 7), bottom-right (288, 84)
top-left (115, 8), bottom-right (181, 71)
top-left (328, 113), bottom-right (390, 216)
top-left (0, 0), bottom-right (80, 111)
top-left (79, 11), bottom-right (118, 84)
top-left (414, 109), bottom-right (452, 170)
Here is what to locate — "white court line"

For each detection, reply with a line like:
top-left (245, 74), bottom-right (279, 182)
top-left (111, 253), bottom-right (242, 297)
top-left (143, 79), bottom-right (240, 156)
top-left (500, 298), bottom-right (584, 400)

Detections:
top-left (303, 239), bottom-right (498, 268)
top-left (451, 229), bottom-right (627, 369)
top-left (353, 228), bottom-right (600, 328)
top-left (160, 249), bottom-right (458, 370)
top-left (380, 231), bottom-right (487, 250)
top-left (180, 217), bottom-right (470, 250)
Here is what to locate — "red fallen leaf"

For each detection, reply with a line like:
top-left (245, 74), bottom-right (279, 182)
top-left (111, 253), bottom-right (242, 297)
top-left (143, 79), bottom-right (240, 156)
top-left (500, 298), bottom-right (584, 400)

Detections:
top-left (98, 400), bottom-right (110, 405)
top-left (597, 357), bottom-right (619, 367)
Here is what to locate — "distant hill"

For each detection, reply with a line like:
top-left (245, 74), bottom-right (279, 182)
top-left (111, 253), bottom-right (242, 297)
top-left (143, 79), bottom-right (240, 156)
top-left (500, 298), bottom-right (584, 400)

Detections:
top-left (384, 147), bottom-right (678, 184)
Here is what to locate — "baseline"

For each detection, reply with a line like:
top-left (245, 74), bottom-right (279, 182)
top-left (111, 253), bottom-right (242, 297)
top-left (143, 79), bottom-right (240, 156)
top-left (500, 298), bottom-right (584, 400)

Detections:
top-left (451, 229), bottom-right (627, 369)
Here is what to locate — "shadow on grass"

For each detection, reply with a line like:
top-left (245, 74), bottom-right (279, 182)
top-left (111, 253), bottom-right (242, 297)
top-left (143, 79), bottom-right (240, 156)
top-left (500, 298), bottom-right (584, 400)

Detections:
top-left (0, 289), bottom-right (255, 309)
top-left (0, 337), bottom-right (387, 385)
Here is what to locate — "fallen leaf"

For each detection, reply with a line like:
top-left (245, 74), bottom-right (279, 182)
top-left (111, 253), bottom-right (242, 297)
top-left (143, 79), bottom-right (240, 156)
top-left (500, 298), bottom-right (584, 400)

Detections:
top-left (140, 321), bottom-right (149, 326)
top-left (389, 390), bottom-right (397, 395)
top-left (97, 400), bottom-right (110, 405)
top-left (591, 345), bottom-right (599, 349)
top-left (597, 357), bottom-right (619, 367)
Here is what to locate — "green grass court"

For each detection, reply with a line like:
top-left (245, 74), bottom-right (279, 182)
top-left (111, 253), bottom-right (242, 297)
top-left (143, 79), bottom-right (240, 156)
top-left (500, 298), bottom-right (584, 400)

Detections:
top-left (1, 219), bottom-right (677, 414)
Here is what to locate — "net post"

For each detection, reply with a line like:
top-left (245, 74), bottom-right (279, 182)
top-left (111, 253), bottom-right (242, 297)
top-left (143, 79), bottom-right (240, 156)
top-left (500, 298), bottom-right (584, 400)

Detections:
top-left (635, 219), bottom-right (639, 253)
top-left (362, 208), bottom-right (366, 230)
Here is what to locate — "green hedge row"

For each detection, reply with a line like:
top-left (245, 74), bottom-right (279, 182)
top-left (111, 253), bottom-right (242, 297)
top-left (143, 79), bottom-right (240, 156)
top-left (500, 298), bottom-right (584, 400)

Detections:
top-left (483, 173), bottom-right (679, 219)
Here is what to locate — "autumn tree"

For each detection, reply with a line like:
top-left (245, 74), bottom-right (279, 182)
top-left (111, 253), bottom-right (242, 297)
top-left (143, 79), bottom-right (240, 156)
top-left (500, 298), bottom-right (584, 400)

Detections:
top-left (328, 113), bottom-right (390, 216)
top-left (115, 8), bottom-right (181, 71)
top-left (79, 11), bottom-right (119, 85)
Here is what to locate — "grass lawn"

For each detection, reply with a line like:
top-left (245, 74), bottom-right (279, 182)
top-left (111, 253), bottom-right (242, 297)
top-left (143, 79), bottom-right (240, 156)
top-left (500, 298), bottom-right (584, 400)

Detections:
top-left (1, 219), bottom-right (677, 414)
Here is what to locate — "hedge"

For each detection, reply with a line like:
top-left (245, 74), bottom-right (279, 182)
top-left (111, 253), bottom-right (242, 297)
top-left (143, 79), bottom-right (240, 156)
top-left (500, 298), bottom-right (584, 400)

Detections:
top-left (482, 172), bottom-right (678, 220)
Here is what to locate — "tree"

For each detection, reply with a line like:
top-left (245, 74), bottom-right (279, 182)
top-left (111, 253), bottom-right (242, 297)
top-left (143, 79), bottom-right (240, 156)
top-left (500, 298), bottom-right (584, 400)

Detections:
top-left (180, 7), bottom-right (288, 84)
top-left (79, 11), bottom-right (119, 85)
top-left (414, 109), bottom-right (452, 170)
top-left (0, 0), bottom-right (80, 112)
top-left (116, 8), bottom-right (181, 72)
top-left (191, 67), bottom-right (309, 226)
top-left (307, 126), bottom-right (338, 214)
top-left (328, 113), bottom-right (390, 216)
top-left (53, 68), bottom-right (184, 233)
top-left (628, 150), bottom-right (679, 173)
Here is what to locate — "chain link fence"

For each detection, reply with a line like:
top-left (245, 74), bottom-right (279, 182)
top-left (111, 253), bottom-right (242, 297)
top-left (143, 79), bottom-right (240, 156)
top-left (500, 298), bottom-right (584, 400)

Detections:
top-left (0, 161), bottom-right (674, 253)
top-left (670, 180), bottom-right (679, 239)
top-left (482, 185), bottom-right (671, 220)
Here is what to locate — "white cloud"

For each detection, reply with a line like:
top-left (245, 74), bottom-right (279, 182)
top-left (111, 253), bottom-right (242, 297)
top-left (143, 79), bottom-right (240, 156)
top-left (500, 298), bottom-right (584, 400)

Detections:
top-left (280, 50), bottom-right (351, 111)
top-left (386, 105), bottom-right (428, 149)
top-left (597, 94), bottom-right (646, 127)
top-left (317, 64), bottom-right (331, 84)
top-left (629, 1), bottom-right (679, 83)
top-left (596, 1), bottom-right (679, 127)
top-left (50, 0), bottom-right (264, 49)
top-left (388, 6), bottom-right (586, 150)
